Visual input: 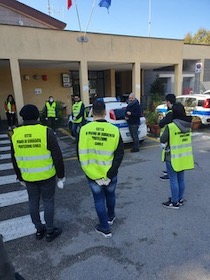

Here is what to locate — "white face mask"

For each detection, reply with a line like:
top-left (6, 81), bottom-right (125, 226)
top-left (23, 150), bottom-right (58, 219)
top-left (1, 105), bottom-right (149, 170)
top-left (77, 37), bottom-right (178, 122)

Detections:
top-left (49, 98), bottom-right (53, 102)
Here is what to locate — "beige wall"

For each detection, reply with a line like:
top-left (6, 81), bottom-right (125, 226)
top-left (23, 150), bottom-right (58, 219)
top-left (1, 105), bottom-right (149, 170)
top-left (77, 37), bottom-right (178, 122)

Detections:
top-left (20, 68), bottom-right (73, 114)
top-left (0, 24), bottom-right (203, 120)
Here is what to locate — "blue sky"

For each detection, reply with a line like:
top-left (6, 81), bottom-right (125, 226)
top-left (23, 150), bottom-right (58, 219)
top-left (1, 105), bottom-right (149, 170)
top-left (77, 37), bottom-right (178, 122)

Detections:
top-left (18, 0), bottom-right (210, 39)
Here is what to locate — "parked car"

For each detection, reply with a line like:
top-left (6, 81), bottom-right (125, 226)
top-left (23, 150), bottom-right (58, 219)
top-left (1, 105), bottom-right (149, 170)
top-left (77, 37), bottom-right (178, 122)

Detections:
top-left (69, 97), bottom-right (147, 143)
top-left (156, 93), bottom-right (210, 125)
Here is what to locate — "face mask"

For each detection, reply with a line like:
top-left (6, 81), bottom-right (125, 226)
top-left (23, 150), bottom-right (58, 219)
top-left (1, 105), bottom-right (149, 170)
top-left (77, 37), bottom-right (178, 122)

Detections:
top-left (49, 98), bottom-right (53, 102)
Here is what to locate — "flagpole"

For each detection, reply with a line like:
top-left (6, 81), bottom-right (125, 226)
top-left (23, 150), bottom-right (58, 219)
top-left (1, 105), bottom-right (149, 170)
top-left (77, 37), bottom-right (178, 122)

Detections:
top-left (75, 0), bottom-right (82, 32)
top-left (84, 0), bottom-right (97, 38)
top-left (148, 0), bottom-right (152, 37)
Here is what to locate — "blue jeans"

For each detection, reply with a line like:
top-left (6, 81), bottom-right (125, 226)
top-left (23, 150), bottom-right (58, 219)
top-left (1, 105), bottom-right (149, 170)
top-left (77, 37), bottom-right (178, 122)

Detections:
top-left (128, 125), bottom-right (139, 150)
top-left (26, 176), bottom-right (56, 233)
top-left (72, 123), bottom-right (81, 141)
top-left (88, 176), bottom-right (117, 230)
top-left (166, 160), bottom-right (185, 204)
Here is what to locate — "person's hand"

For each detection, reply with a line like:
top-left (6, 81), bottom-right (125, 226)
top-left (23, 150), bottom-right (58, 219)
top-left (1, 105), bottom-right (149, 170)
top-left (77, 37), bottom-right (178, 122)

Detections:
top-left (73, 117), bottom-right (76, 121)
top-left (126, 111), bottom-right (131, 116)
top-left (95, 179), bottom-right (104, 186)
top-left (160, 143), bottom-right (167, 149)
top-left (57, 177), bottom-right (66, 189)
top-left (103, 178), bottom-right (111, 186)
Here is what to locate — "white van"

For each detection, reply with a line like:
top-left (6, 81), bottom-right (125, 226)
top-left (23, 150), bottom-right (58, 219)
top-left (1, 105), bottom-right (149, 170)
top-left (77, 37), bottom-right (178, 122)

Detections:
top-left (156, 94), bottom-right (210, 125)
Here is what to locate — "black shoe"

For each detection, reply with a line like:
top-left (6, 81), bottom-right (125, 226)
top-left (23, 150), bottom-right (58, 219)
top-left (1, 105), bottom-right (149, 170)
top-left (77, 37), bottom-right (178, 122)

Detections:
top-left (162, 170), bottom-right (167, 175)
top-left (179, 199), bottom-right (184, 206)
top-left (95, 224), bottom-right (112, 238)
top-left (36, 227), bottom-right (46, 240)
top-left (130, 148), bottom-right (139, 153)
top-left (46, 227), bottom-right (62, 242)
top-left (162, 200), bottom-right (179, 209)
top-left (160, 175), bottom-right (169, 181)
top-left (108, 216), bottom-right (116, 225)
top-left (168, 197), bottom-right (184, 206)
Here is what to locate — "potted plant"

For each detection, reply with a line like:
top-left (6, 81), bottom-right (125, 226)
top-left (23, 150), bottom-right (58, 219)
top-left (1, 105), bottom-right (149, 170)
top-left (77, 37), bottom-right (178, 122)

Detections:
top-left (145, 74), bottom-right (165, 137)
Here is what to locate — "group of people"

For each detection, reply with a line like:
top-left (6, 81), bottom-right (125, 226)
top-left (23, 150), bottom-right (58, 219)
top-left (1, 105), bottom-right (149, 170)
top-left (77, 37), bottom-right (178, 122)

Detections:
top-left (4, 95), bottom-right (59, 132)
top-left (1, 92), bottom-right (194, 279)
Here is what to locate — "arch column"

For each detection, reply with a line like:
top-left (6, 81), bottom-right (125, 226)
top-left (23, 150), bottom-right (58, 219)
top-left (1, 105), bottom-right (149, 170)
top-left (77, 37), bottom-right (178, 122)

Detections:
top-left (132, 62), bottom-right (141, 101)
top-left (10, 58), bottom-right (24, 124)
top-left (79, 60), bottom-right (89, 106)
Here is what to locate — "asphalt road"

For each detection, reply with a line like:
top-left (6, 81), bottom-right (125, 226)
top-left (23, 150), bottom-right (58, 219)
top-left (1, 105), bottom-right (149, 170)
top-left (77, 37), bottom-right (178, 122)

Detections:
top-left (1, 126), bottom-right (210, 280)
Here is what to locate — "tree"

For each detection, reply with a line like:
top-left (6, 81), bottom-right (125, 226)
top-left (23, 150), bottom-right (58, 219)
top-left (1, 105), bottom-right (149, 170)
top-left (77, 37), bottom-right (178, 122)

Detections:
top-left (184, 28), bottom-right (210, 45)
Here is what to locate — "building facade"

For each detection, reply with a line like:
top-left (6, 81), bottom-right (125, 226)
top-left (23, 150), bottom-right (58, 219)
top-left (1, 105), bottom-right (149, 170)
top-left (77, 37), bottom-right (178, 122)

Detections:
top-left (0, 0), bottom-right (210, 122)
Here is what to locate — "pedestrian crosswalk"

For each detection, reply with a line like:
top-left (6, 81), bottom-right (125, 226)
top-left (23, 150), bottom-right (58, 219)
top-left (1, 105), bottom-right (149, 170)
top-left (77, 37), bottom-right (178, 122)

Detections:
top-left (0, 132), bottom-right (43, 242)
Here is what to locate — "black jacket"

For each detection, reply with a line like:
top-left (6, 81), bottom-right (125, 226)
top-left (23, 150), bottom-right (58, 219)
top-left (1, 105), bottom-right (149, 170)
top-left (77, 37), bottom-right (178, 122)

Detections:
top-left (11, 121), bottom-right (65, 182)
top-left (125, 99), bottom-right (142, 126)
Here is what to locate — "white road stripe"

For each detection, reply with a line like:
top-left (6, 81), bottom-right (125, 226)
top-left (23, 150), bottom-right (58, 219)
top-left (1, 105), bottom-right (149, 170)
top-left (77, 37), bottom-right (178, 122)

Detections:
top-left (0, 174), bottom-right (17, 185)
top-left (0, 212), bottom-right (44, 242)
top-left (0, 163), bottom-right (13, 171)
top-left (0, 154), bottom-right (11, 160)
top-left (0, 140), bottom-right (10, 144)
top-left (0, 190), bottom-right (28, 207)
top-left (0, 134), bottom-right (8, 138)
top-left (0, 146), bottom-right (10, 151)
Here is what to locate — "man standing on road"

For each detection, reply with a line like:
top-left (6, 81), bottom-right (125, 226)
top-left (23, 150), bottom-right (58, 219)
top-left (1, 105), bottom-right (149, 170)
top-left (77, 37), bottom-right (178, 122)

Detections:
top-left (45, 96), bottom-right (58, 131)
top-left (11, 104), bottom-right (65, 242)
top-left (71, 95), bottom-right (85, 141)
top-left (125, 92), bottom-right (142, 152)
top-left (159, 94), bottom-right (176, 181)
top-left (78, 100), bottom-right (124, 238)
top-left (160, 102), bottom-right (194, 209)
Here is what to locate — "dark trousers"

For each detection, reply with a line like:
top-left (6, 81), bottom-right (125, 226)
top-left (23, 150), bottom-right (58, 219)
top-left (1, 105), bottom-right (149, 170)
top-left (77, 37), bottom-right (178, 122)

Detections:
top-left (129, 124), bottom-right (139, 150)
top-left (6, 112), bottom-right (16, 127)
top-left (26, 176), bottom-right (56, 233)
top-left (47, 117), bottom-right (56, 131)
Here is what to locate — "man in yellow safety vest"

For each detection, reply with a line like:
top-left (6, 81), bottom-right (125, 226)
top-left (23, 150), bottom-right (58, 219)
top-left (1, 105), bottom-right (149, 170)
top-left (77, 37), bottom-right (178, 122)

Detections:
top-left (45, 96), bottom-right (58, 131)
top-left (78, 99), bottom-right (124, 237)
top-left (11, 104), bottom-right (65, 242)
top-left (160, 102), bottom-right (194, 209)
top-left (71, 95), bottom-right (85, 141)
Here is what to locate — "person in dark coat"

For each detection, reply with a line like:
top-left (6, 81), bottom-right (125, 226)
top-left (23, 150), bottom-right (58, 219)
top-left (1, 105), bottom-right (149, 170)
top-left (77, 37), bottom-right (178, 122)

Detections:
top-left (11, 105), bottom-right (65, 242)
top-left (125, 92), bottom-right (142, 152)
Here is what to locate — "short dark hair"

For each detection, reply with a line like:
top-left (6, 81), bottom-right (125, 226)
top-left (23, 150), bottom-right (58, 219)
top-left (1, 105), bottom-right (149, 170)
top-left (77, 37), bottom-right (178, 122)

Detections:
top-left (92, 99), bottom-right (105, 116)
top-left (165, 94), bottom-right (176, 104)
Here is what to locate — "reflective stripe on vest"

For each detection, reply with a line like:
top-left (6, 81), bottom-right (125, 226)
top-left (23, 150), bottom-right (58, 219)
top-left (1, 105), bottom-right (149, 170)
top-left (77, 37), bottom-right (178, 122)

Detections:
top-left (12, 125), bottom-right (56, 181)
top-left (168, 122), bottom-right (194, 172)
top-left (46, 101), bottom-right (56, 117)
top-left (78, 121), bottom-right (120, 180)
top-left (72, 101), bottom-right (83, 123)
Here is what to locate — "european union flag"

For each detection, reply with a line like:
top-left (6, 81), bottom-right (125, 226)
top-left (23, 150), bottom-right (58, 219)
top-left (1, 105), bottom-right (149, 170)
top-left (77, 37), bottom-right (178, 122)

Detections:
top-left (99, 0), bottom-right (111, 10)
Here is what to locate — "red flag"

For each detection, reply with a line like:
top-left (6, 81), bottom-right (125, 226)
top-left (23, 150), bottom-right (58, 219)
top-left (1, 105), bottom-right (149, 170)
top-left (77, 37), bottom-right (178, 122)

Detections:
top-left (67, 0), bottom-right (72, 9)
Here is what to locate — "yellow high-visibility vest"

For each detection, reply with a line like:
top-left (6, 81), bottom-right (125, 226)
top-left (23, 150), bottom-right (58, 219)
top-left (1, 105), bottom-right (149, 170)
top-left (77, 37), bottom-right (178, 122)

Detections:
top-left (162, 122), bottom-right (194, 172)
top-left (46, 101), bottom-right (56, 118)
top-left (72, 101), bottom-right (83, 123)
top-left (79, 121), bottom-right (120, 180)
top-left (12, 125), bottom-right (56, 181)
